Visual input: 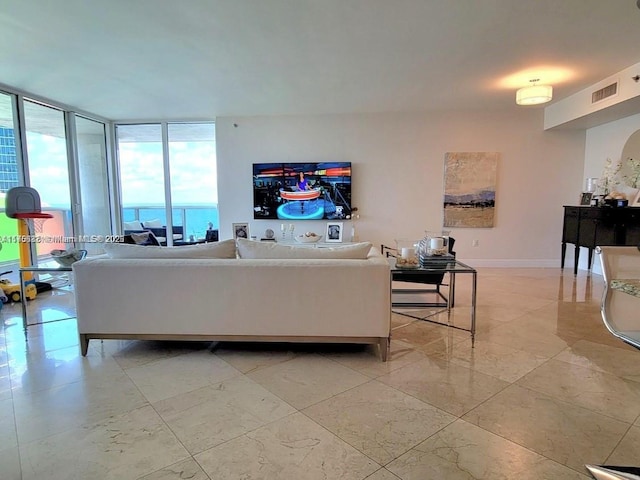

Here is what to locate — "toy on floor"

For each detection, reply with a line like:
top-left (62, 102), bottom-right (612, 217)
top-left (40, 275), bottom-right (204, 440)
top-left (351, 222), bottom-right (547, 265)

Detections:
top-left (0, 270), bottom-right (37, 303)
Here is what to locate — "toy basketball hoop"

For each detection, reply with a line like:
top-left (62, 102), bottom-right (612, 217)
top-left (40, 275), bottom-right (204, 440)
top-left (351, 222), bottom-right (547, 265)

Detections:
top-left (5, 187), bottom-right (54, 286)
top-left (6, 186), bottom-right (49, 217)
top-left (14, 212), bottom-right (54, 236)
top-left (5, 187), bottom-right (54, 232)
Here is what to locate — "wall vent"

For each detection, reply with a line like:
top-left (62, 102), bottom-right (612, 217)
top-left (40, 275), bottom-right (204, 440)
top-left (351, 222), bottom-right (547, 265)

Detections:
top-left (591, 82), bottom-right (618, 103)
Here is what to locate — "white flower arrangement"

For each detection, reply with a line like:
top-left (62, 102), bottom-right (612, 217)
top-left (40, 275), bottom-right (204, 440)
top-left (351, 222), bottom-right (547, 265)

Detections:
top-left (597, 157), bottom-right (622, 196)
top-left (623, 157), bottom-right (640, 189)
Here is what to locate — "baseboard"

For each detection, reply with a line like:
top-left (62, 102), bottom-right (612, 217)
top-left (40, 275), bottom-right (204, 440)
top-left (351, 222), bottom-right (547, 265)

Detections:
top-left (463, 258), bottom-right (604, 274)
top-left (462, 259), bottom-right (562, 268)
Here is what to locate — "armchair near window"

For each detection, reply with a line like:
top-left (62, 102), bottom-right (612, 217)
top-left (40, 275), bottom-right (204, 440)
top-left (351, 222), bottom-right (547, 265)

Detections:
top-left (382, 237), bottom-right (456, 306)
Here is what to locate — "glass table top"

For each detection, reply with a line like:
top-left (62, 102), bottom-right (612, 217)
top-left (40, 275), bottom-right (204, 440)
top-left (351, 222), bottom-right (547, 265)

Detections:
top-left (388, 257), bottom-right (476, 273)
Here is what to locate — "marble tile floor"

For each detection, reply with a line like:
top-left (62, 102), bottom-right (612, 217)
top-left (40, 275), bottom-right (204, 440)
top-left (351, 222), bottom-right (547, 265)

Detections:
top-left (1, 268), bottom-right (639, 479)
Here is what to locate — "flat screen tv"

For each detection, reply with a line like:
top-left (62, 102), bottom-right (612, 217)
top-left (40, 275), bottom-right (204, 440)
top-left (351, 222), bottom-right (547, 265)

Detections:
top-left (253, 162), bottom-right (352, 220)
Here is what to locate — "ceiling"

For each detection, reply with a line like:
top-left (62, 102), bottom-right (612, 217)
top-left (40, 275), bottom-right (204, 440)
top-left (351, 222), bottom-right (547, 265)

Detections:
top-left (2, 0), bottom-right (640, 122)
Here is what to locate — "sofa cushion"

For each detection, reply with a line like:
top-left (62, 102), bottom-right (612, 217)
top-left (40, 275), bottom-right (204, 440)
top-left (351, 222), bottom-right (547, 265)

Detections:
top-left (236, 238), bottom-right (372, 259)
top-left (104, 239), bottom-right (237, 259)
top-left (123, 220), bottom-right (144, 231)
top-left (142, 219), bottom-right (163, 228)
top-left (127, 231), bottom-right (160, 246)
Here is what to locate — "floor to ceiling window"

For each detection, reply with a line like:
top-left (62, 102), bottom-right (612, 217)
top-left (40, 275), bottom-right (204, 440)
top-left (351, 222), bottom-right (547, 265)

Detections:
top-left (0, 89), bottom-right (113, 267)
top-left (0, 84), bottom-right (215, 266)
top-left (116, 123), bottom-right (168, 232)
top-left (168, 123), bottom-right (217, 240)
top-left (22, 100), bottom-right (72, 260)
top-left (116, 122), bottom-right (217, 245)
top-left (0, 92), bottom-right (21, 265)
top-left (75, 115), bottom-right (112, 255)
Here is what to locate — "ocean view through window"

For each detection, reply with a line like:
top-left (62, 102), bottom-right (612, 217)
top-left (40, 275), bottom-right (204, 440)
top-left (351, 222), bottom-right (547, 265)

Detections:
top-left (117, 122), bottom-right (217, 243)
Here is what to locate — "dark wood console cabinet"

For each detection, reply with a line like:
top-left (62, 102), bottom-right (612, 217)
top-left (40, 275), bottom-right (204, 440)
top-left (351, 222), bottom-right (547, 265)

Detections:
top-left (562, 206), bottom-right (640, 275)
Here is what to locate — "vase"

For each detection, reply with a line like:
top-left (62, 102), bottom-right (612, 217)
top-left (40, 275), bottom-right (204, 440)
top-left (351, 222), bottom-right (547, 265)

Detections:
top-left (395, 239), bottom-right (419, 268)
top-left (350, 224), bottom-right (360, 242)
top-left (417, 231), bottom-right (450, 266)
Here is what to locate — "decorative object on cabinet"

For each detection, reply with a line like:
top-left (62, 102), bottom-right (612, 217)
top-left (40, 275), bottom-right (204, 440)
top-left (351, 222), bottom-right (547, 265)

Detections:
top-left (580, 192), bottom-right (593, 206)
top-left (325, 222), bottom-right (343, 242)
top-left (597, 157), bottom-right (622, 196)
top-left (346, 207), bottom-right (360, 242)
top-left (294, 233), bottom-right (322, 243)
top-left (620, 130), bottom-right (640, 201)
top-left (622, 157), bottom-right (640, 189)
top-left (443, 152), bottom-right (498, 228)
top-left (585, 177), bottom-right (598, 194)
top-left (232, 222), bottom-right (249, 240)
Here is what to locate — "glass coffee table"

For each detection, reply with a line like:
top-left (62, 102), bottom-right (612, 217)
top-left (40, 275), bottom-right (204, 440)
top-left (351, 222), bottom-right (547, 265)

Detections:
top-left (389, 257), bottom-right (477, 345)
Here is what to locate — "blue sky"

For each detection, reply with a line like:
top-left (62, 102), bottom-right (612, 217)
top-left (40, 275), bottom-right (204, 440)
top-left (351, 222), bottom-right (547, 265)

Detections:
top-left (25, 134), bottom-right (218, 208)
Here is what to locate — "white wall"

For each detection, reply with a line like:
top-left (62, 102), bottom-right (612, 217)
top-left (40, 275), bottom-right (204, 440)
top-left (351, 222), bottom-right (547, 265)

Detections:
top-left (581, 112), bottom-right (640, 273)
top-left (584, 112), bottom-right (640, 186)
top-left (216, 109), bottom-right (585, 266)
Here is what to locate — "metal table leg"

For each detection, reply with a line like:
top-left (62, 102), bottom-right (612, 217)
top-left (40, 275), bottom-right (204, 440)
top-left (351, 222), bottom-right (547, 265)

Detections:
top-left (19, 269), bottom-right (28, 336)
top-left (471, 270), bottom-right (477, 347)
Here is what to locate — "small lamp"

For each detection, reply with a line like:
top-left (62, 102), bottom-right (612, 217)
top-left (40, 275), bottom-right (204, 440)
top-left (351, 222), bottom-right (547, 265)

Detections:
top-left (516, 79), bottom-right (553, 105)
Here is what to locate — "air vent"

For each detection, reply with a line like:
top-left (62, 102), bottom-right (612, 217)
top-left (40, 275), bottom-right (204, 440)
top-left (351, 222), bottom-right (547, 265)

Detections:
top-left (592, 82), bottom-right (618, 103)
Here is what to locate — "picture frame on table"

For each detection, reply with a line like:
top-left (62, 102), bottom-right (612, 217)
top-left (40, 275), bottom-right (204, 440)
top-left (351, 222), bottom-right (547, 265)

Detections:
top-left (580, 192), bottom-right (593, 206)
top-left (634, 190), bottom-right (640, 207)
top-left (325, 222), bottom-right (343, 243)
top-left (232, 222), bottom-right (250, 240)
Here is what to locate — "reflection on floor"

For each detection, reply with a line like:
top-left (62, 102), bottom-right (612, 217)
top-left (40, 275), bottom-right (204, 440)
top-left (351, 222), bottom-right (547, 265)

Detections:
top-left (1, 268), bottom-right (639, 479)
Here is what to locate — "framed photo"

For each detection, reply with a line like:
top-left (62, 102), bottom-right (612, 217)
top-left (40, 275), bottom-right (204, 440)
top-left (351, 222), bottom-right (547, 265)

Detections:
top-left (580, 192), bottom-right (593, 206)
top-left (634, 190), bottom-right (640, 207)
top-left (325, 222), bottom-right (343, 243)
top-left (232, 222), bottom-right (250, 240)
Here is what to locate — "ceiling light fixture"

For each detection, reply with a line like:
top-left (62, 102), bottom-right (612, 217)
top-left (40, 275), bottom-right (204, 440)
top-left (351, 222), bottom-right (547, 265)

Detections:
top-left (516, 78), bottom-right (553, 106)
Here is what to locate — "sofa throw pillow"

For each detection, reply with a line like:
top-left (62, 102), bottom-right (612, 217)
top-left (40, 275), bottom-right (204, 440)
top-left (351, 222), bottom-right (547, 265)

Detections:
top-left (123, 220), bottom-right (144, 231)
top-left (142, 219), bottom-right (163, 229)
top-left (128, 231), bottom-right (160, 246)
top-left (104, 239), bottom-right (237, 259)
top-left (236, 238), bottom-right (372, 259)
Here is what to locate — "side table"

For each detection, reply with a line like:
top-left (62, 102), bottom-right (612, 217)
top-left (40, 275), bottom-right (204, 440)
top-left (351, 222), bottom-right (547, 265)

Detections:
top-left (19, 265), bottom-right (74, 336)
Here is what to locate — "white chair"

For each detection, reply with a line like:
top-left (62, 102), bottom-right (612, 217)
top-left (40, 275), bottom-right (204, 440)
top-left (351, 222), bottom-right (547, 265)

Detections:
top-left (596, 246), bottom-right (640, 350)
top-left (587, 247), bottom-right (640, 479)
top-left (585, 464), bottom-right (640, 479)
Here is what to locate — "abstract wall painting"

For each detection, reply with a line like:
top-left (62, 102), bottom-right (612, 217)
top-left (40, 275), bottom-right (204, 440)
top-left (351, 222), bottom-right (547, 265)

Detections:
top-left (443, 152), bottom-right (499, 228)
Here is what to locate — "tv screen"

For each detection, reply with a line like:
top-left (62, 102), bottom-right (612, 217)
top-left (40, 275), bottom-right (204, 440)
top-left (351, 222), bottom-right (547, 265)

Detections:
top-left (253, 162), bottom-right (352, 220)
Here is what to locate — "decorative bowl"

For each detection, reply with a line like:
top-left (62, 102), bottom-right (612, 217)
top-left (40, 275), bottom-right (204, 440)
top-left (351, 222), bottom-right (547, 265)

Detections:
top-left (50, 249), bottom-right (87, 267)
top-left (294, 234), bottom-right (322, 243)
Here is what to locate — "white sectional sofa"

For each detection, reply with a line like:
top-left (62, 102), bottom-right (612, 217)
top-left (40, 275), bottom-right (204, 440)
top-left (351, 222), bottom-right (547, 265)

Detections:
top-left (73, 239), bottom-right (391, 360)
